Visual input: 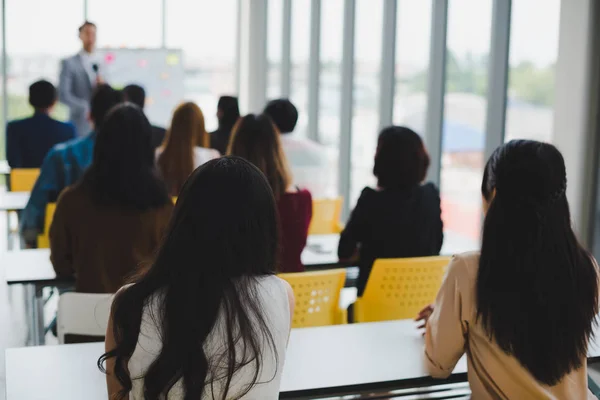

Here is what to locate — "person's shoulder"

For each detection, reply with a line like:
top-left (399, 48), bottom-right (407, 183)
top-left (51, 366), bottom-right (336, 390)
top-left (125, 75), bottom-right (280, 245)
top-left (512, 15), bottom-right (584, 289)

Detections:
top-left (56, 183), bottom-right (86, 206)
top-left (446, 251), bottom-right (480, 282)
top-left (420, 182), bottom-right (440, 195)
top-left (62, 54), bottom-right (79, 64)
top-left (357, 187), bottom-right (377, 202)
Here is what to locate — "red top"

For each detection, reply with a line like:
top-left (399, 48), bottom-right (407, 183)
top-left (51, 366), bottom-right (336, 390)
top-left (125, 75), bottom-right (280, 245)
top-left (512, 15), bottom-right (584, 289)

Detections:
top-left (277, 189), bottom-right (313, 273)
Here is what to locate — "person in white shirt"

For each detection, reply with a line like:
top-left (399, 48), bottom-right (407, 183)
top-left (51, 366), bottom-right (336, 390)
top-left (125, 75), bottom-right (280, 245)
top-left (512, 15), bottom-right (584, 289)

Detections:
top-left (101, 157), bottom-right (294, 399)
top-left (58, 21), bottom-right (104, 137)
top-left (264, 99), bottom-right (334, 197)
top-left (156, 102), bottom-right (220, 196)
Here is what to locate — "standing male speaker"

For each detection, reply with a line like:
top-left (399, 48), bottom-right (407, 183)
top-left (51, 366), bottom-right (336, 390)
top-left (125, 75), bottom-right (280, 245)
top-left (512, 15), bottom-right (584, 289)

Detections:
top-left (58, 21), bottom-right (105, 137)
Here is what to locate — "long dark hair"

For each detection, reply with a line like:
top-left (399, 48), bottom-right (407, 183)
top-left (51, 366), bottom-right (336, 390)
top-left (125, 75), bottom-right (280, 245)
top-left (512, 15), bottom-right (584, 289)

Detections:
top-left (99, 156), bottom-right (280, 399)
top-left (373, 126), bottom-right (430, 189)
top-left (227, 114), bottom-right (292, 199)
top-left (81, 103), bottom-right (170, 210)
top-left (217, 96), bottom-right (240, 131)
top-left (477, 140), bottom-right (598, 385)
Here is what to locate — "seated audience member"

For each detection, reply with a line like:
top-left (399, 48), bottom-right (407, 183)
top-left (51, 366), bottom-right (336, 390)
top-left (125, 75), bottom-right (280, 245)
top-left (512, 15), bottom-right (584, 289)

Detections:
top-left (228, 114), bottom-right (312, 272)
top-left (157, 102), bottom-right (220, 196)
top-left (122, 84), bottom-right (166, 149)
top-left (338, 127), bottom-right (443, 296)
top-left (6, 80), bottom-right (76, 168)
top-left (20, 84), bottom-right (122, 244)
top-left (264, 99), bottom-right (332, 197)
top-left (417, 140), bottom-right (598, 398)
top-left (50, 104), bottom-right (173, 293)
top-left (100, 157), bottom-right (294, 399)
top-left (210, 95), bottom-right (240, 154)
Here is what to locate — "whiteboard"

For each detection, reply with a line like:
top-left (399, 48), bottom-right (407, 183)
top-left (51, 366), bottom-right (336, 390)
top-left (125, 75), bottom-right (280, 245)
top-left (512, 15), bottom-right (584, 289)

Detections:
top-left (97, 48), bottom-right (184, 127)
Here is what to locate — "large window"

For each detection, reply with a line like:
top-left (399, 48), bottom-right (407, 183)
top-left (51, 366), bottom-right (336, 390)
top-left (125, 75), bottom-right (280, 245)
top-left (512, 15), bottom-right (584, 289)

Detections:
top-left (393, 0), bottom-right (432, 134)
top-left (440, 0), bottom-right (492, 251)
top-left (267, 0), bottom-right (283, 100)
top-left (5, 0), bottom-right (82, 125)
top-left (88, 0), bottom-right (162, 48)
top-left (290, 0), bottom-right (311, 138)
top-left (318, 0), bottom-right (344, 197)
top-left (505, 0), bottom-right (560, 143)
top-left (349, 0), bottom-right (383, 205)
top-left (165, 0), bottom-right (238, 131)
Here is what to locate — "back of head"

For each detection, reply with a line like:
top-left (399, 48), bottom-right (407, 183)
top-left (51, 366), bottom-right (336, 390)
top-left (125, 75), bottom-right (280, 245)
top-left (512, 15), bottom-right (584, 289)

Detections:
top-left (29, 80), bottom-right (57, 110)
top-left (227, 113), bottom-right (291, 198)
top-left (478, 139), bottom-right (598, 385)
top-left (122, 84), bottom-right (146, 109)
top-left (82, 103), bottom-right (169, 210)
top-left (373, 126), bottom-right (430, 189)
top-left (217, 96), bottom-right (240, 129)
top-left (100, 157), bottom-right (279, 399)
top-left (90, 84), bottom-right (123, 131)
top-left (158, 102), bottom-right (208, 195)
top-left (263, 99), bottom-right (298, 134)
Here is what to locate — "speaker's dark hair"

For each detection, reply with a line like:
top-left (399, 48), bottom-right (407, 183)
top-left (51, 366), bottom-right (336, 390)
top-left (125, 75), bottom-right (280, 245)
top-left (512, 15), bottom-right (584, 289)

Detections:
top-left (478, 139), bottom-right (598, 385)
top-left (99, 156), bottom-right (280, 399)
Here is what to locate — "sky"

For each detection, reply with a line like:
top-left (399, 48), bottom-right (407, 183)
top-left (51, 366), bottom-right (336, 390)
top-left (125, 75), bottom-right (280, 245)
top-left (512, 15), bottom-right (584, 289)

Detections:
top-left (5, 0), bottom-right (560, 68)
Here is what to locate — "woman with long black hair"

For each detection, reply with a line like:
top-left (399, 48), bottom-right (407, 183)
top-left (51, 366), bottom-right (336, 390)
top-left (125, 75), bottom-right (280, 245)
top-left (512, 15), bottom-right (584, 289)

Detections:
top-left (417, 140), bottom-right (598, 398)
top-left (50, 103), bottom-right (173, 294)
top-left (100, 156), bottom-right (294, 399)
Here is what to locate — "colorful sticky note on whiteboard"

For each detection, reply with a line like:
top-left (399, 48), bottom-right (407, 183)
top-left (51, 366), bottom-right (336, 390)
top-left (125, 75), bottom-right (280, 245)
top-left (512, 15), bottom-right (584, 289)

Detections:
top-left (146, 96), bottom-right (155, 106)
top-left (166, 54), bottom-right (179, 66)
top-left (138, 59), bottom-right (148, 68)
top-left (160, 72), bottom-right (169, 80)
top-left (105, 52), bottom-right (116, 63)
top-left (162, 89), bottom-right (172, 97)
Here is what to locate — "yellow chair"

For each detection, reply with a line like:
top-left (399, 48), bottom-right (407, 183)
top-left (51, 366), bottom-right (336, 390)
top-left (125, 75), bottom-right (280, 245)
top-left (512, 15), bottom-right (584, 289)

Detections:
top-left (354, 256), bottom-right (451, 323)
top-left (279, 269), bottom-right (347, 328)
top-left (10, 168), bottom-right (40, 192)
top-left (308, 197), bottom-right (344, 235)
top-left (37, 203), bottom-right (56, 249)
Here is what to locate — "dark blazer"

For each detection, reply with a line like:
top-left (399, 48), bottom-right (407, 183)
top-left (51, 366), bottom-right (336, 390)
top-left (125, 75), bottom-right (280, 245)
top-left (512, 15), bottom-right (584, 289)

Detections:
top-left (338, 183), bottom-right (444, 295)
top-left (6, 113), bottom-right (76, 168)
top-left (151, 125), bottom-right (166, 149)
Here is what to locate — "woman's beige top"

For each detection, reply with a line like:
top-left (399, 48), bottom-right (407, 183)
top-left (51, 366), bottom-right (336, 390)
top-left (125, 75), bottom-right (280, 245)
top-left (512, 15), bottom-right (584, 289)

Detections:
top-left (425, 252), bottom-right (595, 399)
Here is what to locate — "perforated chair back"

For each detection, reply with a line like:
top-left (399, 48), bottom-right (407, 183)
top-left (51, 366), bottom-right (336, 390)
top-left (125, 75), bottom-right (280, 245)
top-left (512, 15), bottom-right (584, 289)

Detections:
top-left (354, 256), bottom-right (451, 323)
top-left (36, 203), bottom-right (56, 249)
top-left (57, 292), bottom-right (113, 344)
top-left (279, 269), bottom-right (347, 328)
top-left (10, 168), bottom-right (39, 192)
top-left (308, 197), bottom-right (343, 235)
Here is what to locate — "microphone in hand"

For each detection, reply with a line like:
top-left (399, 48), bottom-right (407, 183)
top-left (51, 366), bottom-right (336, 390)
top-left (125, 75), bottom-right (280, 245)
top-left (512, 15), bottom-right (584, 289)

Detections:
top-left (92, 63), bottom-right (104, 85)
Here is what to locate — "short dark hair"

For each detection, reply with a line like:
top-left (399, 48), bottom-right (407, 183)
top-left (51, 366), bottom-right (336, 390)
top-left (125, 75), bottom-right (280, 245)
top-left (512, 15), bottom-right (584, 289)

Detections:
top-left (90, 84), bottom-right (123, 131)
top-left (373, 126), bottom-right (430, 189)
top-left (122, 84), bottom-right (146, 109)
top-left (79, 21), bottom-right (96, 33)
top-left (217, 96), bottom-right (240, 128)
top-left (29, 80), bottom-right (57, 110)
top-left (263, 99), bottom-right (298, 134)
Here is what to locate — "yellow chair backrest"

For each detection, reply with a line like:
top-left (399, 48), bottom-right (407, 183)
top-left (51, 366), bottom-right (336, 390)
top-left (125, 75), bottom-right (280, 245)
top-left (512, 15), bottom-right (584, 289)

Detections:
top-left (279, 269), bottom-right (347, 328)
top-left (308, 197), bottom-right (344, 235)
top-left (354, 256), bottom-right (451, 323)
top-left (37, 203), bottom-right (57, 249)
top-left (10, 168), bottom-right (40, 192)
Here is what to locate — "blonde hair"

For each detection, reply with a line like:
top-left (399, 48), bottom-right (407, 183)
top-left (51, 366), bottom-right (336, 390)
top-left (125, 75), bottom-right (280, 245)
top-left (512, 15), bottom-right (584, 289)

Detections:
top-left (227, 114), bottom-right (292, 199)
top-left (158, 102), bottom-right (210, 195)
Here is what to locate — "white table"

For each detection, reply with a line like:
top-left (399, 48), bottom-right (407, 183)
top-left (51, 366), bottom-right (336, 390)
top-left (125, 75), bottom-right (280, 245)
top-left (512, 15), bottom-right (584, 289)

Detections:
top-left (4, 321), bottom-right (468, 399)
top-left (2, 249), bottom-right (72, 346)
top-left (2, 236), bottom-right (349, 347)
top-left (0, 191), bottom-right (29, 211)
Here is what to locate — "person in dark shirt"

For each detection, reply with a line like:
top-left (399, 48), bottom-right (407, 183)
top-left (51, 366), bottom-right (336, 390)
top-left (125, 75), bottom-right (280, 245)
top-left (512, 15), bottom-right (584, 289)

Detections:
top-left (228, 114), bottom-right (312, 272)
top-left (6, 80), bottom-right (76, 168)
top-left (122, 84), bottom-right (166, 149)
top-left (338, 126), bottom-right (443, 295)
top-left (210, 96), bottom-right (240, 154)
